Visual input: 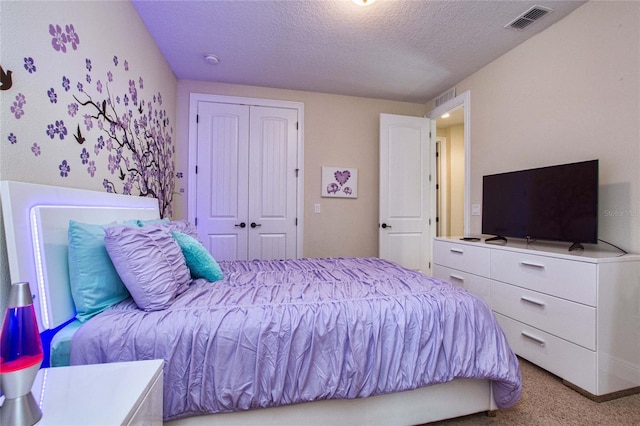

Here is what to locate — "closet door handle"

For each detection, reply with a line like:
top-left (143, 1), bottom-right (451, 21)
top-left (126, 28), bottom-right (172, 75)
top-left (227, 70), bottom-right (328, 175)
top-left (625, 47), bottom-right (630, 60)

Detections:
top-left (381, 223), bottom-right (392, 229)
top-left (234, 222), bottom-right (246, 228)
top-left (250, 222), bottom-right (262, 228)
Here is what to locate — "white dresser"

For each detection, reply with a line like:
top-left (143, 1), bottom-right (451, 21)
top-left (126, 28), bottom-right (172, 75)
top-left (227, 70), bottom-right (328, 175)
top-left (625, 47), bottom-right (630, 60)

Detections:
top-left (1, 359), bottom-right (165, 425)
top-left (433, 237), bottom-right (640, 399)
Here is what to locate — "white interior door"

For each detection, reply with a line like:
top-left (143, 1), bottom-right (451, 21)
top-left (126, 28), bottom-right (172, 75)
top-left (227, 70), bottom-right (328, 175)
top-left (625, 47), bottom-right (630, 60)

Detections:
top-left (248, 106), bottom-right (298, 260)
top-left (379, 113), bottom-right (435, 273)
top-left (196, 102), bottom-right (250, 260)
top-left (196, 102), bottom-right (298, 261)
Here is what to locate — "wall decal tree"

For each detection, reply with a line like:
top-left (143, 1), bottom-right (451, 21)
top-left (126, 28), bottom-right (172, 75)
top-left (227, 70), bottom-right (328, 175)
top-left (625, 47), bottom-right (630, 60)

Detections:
top-left (73, 84), bottom-right (175, 218)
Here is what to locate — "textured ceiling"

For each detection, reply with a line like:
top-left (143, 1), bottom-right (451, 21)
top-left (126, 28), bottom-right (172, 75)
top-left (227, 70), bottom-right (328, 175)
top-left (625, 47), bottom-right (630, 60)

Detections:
top-left (133, 0), bottom-right (586, 103)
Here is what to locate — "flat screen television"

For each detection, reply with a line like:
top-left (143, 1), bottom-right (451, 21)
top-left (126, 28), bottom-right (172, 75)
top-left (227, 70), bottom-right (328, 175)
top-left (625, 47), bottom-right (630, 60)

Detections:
top-left (482, 159), bottom-right (598, 250)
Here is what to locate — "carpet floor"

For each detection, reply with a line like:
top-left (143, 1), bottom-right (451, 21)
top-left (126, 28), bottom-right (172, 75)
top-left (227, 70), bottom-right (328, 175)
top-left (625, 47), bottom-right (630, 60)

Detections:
top-left (428, 357), bottom-right (640, 425)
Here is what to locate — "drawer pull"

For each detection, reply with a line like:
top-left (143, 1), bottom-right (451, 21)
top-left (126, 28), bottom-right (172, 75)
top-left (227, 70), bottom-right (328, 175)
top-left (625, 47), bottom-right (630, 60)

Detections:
top-left (449, 274), bottom-right (464, 282)
top-left (450, 248), bottom-right (464, 254)
top-left (520, 296), bottom-right (546, 308)
top-left (521, 331), bottom-right (546, 346)
top-left (520, 261), bottom-right (546, 269)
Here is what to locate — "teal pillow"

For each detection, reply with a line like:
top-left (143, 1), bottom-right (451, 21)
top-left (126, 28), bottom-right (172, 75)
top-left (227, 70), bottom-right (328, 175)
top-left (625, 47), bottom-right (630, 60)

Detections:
top-left (136, 218), bottom-right (169, 227)
top-left (171, 231), bottom-right (223, 282)
top-left (68, 220), bottom-right (131, 322)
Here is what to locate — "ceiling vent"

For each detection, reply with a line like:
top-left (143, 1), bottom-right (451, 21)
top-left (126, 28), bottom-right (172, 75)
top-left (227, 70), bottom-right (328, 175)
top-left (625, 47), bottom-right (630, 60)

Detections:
top-left (434, 87), bottom-right (456, 108)
top-left (505, 5), bottom-right (553, 30)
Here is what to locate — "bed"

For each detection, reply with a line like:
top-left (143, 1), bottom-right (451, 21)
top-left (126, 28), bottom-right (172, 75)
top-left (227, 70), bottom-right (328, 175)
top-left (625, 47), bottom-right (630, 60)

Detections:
top-left (1, 180), bottom-right (521, 425)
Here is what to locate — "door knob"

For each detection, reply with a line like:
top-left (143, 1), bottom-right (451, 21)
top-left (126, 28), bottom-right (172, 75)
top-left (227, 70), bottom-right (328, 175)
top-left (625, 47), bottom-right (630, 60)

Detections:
top-left (250, 222), bottom-right (262, 228)
top-left (234, 222), bottom-right (246, 228)
top-left (381, 223), bottom-right (392, 229)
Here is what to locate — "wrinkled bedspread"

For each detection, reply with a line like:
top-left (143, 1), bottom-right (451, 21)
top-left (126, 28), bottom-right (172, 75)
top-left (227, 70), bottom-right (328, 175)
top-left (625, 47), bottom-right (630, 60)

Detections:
top-left (70, 257), bottom-right (521, 420)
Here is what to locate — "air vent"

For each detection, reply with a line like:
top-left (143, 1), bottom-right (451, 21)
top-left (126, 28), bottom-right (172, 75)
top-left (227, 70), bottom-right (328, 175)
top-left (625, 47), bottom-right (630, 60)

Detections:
top-left (434, 87), bottom-right (456, 108)
top-left (505, 5), bottom-right (553, 30)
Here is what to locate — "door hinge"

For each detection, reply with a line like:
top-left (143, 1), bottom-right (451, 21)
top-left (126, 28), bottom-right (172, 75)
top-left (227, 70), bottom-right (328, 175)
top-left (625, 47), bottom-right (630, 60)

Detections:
top-left (429, 174), bottom-right (432, 182)
top-left (195, 165), bottom-right (198, 174)
top-left (196, 114), bottom-right (199, 123)
top-left (295, 168), bottom-right (299, 177)
top-left (194, 217), bottom-right (198, 226)
top-left (295, 218), bottom-right (298, 226)
top-left (296, 122), bottom-right (299, 130)
top-left (429, 218), bottom-right (431, 225)
top-left (429, 261), bottom-right (431, 269)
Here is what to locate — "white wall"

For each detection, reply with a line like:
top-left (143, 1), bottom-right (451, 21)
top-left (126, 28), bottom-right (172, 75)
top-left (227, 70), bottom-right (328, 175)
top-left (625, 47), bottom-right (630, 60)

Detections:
top-left (175, 80), bottom-right (427, 259)
top-left (451, 1), bottom-right (640, 253)
top-left (0, 1), bottom-right (177, 314)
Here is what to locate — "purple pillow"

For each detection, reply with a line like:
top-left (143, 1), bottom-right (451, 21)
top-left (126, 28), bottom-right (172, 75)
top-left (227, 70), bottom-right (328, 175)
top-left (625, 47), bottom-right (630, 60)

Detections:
top-left (104, 225), bottom-right (191, 311)
top-left (141, 219), bottom-right (201, 242)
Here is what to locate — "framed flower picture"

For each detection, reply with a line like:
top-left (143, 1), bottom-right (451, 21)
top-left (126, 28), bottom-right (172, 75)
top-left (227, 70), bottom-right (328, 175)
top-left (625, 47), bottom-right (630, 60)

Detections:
top-left (321, 166), bottom-right (358, 198)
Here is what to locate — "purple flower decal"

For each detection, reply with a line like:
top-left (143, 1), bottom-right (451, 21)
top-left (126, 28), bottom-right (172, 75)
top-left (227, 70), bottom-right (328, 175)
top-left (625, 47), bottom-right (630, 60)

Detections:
top-left (11, 93), bottom-right (26, 119)
top-left (49, 24), bottom-right (68, 52)
top-left (103, 179), bottom-right (113, 193)
top-left (59, 160), bottom-right (70, 177)
top-left (77, 82), bottom-right (84, 92)
top-left (85, 58), bottom-right (92, 72)
top-left (86, 74), bottom-right (91, 84)
top-left (68, 102), bottom-right (79, 117)
top-left (87, 160), bottom-right (96, 177)
top-left (31, 143), bottom-right (41, 156)
top-left (124, 60), bottom-right (129, 71)
top-left (123, 94), bottom-right (129, 107)
top-left (176, 172), bottom-right (183, 178)
top-left (55, 120), bottom-right (67, 140)
top-left (8, 133), bottom-right (17, 145)
top-left (48, 88), bottom-right (58, 104)
top-left (96, 80), bottom-right (103, 93)
top-left (83, 114), bottom-right (93, 131)
top-left (65, 24), bottom-right (80, 50)
top-left (113, 56), bottom-right (118, 66)
top-left (129, 80), bottom-right (138, 104)
top-left (108, 153), bottom-right (119, 174)
top-left (139, 77), bottom-right (144, 89)
top-left (80, 147), bottom-right (90, 164)
top-left (24, 57), bottom-right (36, 73)
top-left (62, 76), bottom-right (70, 91)
top-left (107, 71), bottom-right (113, 83)
top-left (46, 124), bottom-right (56, 139)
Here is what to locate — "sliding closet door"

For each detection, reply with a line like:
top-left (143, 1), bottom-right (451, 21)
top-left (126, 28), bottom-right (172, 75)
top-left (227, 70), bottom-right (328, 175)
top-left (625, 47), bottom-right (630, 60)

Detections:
top-left (196, 102), bottom-right (298, 261)
top-left (196, 102), bottom-right (250, 261)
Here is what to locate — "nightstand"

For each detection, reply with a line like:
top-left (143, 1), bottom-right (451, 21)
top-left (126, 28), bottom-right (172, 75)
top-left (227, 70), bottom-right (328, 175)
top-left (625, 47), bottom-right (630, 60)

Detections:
top-left (1, 359), bottom-right (163, 425)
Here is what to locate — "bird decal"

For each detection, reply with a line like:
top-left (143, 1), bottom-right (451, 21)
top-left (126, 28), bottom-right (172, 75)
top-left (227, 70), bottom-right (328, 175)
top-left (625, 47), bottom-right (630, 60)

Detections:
top-left (0, 65), bottom-right (13, 91)
top-left (74, 124), bottom-right (86, 144)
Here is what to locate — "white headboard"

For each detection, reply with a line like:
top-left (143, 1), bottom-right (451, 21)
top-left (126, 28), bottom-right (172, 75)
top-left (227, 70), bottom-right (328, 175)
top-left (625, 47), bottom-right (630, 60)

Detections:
top-left (1, 181), bottom-right (160, 331)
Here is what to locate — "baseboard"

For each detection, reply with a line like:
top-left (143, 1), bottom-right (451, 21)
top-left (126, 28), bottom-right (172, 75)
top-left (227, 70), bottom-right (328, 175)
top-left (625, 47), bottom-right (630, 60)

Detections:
top-left (562, 380), bottom-right (640, 402)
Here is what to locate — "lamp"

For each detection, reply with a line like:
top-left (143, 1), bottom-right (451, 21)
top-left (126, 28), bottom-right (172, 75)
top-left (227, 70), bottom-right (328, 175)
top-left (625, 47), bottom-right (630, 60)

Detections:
top-left (0, 282), bottom-right (44, 426)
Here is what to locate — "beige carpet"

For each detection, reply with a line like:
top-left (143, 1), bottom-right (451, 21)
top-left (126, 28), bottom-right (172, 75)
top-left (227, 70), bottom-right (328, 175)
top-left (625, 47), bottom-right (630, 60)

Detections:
top-left (428, 357), bottom-right (640, 425)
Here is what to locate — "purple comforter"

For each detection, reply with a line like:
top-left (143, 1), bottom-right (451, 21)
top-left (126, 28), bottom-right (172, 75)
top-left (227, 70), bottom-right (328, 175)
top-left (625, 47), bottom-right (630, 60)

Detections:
top-left (70, 258), bottom-right (521, 420)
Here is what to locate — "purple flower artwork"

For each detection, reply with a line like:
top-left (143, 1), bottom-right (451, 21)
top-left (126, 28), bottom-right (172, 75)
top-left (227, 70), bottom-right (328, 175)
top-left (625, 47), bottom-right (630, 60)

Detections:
top-left (321, 167), bottom-right (358, 199)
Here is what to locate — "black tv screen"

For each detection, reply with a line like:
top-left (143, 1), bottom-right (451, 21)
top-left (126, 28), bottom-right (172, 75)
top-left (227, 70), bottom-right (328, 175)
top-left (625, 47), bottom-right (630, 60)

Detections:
top-left (482, 160), bottom-right (598, 245)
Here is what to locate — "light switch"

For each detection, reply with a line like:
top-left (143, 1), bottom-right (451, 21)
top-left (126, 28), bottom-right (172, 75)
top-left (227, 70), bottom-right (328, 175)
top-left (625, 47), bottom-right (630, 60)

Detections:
top-left (314, 203), bottom-right (321, 214)
top-left (471, 204), bottom-right (481, 216)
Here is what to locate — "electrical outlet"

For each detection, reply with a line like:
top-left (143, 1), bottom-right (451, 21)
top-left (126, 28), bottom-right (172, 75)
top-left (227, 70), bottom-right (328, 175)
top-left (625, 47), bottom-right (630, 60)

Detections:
top-left (314, 203), bottom-right (321, 214)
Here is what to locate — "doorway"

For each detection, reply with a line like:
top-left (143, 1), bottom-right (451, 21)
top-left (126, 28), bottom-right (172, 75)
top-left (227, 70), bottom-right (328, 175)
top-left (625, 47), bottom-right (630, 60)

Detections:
top-left (429, 91), bottom-right (470, 237)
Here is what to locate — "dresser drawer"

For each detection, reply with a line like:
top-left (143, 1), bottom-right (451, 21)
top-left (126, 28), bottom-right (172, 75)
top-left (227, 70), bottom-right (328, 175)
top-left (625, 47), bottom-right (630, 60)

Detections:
top-left (433, 240), bottom-right (490, 277)
top-left (433, 265), bottom-right (491, 305)
top-left (494, 313), bottom-right (596, 394)
top-left (490, 280), bottom-right (595, 350)
top-left (490, 250), bottom-right (596, 306)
